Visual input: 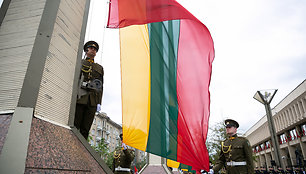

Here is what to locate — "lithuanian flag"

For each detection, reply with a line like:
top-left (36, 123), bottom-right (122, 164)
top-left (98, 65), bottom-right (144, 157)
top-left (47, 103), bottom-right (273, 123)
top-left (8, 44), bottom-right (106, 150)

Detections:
top-left (107, 0), bottom-right (214, 171)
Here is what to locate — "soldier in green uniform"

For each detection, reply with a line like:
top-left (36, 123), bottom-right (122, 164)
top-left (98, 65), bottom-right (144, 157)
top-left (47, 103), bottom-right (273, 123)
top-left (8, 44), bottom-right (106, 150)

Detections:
top-left (74, 41), bottom-right (104, 139)
top-left (112, 134), bottom-right (135, 174)
top-left (268, 166), bottom-right (277, 174)
top-left (285, 166), bottom-right (294, 174)
top-left (211, 119), bottom-right (254, 174)
top-left (276, 167), bottom-right (285, 174)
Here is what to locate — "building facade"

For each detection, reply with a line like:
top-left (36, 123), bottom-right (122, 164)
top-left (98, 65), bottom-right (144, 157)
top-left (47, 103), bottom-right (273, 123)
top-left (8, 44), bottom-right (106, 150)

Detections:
top-left (89, 112), bottom-right (122, 152)
top-left (245, 80), bottom-right (306, 168)
top-left (89, 112), bottom-right (146, 165)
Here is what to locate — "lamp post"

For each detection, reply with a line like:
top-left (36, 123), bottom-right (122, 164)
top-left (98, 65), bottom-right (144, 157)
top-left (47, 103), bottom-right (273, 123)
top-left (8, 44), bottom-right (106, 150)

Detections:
top-left (253, 89), bottom-right (284, 169)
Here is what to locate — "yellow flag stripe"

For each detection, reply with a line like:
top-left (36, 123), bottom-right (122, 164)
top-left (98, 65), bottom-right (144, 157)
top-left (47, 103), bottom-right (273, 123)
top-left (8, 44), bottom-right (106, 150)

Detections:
top-left (120, 24), bottom-right (150, 151)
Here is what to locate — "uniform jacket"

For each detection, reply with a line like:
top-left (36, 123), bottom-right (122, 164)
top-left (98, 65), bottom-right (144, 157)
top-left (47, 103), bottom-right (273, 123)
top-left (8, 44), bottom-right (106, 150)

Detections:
top-left (213, 134), bottom-right (254, 174)
top-left (112, 147), bottom-right (135, 174)
top-left (77, 58), bottom-right (104, 106)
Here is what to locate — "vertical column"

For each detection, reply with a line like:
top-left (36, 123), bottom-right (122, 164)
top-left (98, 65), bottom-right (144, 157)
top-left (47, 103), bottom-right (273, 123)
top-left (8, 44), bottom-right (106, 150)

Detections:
top-left (277, 116), bottom-right (281, 132)
top-left (289, 108), bottom-right (294, 125)
top-left (274, 116), bottom-right (279, 132)
top-left (259, 154), bottom-right (265, 167)
top-left (279, 113), bottom-right (284, 131)
top-left (280, 148), bottom-right (288, 168)
top-left (283, 112), bottom-right (287, 129)
top-left (295, 104), bottom-right (300, 121)
top-left (298, 100), bottom-right (305, 119)
top-left (299, 99), bottom-right (306, 118)
top-left (285, 110), bottom-right (290, 127)
top-left (266, 152), bottom-right (272, 167)
top-left (295, 103), bottom-right (302, 120)
top-left (293, 105), bottom-right (298, 122)
top-left (256, 154), bottom-right (261, 167)
top-left (299, 141), bottom-right (306, 161)
top-left (287, 143), bottom-right (296, 166)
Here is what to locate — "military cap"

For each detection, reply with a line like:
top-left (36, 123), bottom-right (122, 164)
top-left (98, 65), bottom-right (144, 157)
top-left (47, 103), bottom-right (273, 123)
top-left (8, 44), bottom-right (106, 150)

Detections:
top-left (83, 40), bottom-right (99, 52)
top-left (225, 119), bottom-right (239, 128)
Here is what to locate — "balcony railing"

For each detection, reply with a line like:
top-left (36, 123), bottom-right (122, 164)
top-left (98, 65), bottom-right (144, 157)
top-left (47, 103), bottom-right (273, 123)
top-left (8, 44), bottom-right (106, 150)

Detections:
top-left (96, 136), bottom-right (102, 141)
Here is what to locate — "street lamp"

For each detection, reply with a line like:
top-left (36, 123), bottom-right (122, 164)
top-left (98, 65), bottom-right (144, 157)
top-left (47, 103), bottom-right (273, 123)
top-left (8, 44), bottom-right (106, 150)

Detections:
top-left (253, 89), bottom-right (284, 169)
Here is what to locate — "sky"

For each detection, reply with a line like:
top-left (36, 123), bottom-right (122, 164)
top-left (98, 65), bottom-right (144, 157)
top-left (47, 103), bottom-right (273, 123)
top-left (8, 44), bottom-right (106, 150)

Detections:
top-left (84, 0), bottom-right (306, 133)
top-left (1, 0), bottom-right (304, 133)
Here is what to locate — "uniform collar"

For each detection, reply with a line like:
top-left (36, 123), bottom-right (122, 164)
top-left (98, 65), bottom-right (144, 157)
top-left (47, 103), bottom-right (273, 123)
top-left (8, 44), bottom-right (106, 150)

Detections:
top-left (229, 134), bottom-right (237, 140)
top-left (85, 57), bottom-right (94, 63)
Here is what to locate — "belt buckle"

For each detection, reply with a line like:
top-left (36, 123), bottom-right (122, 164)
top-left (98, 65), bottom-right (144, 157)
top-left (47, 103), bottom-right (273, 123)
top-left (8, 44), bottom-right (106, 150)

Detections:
top-left (229, 161), bottom-right (234, 166)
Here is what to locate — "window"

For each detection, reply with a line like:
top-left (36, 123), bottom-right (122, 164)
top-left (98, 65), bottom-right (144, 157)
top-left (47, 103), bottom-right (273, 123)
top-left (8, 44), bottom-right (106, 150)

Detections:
top-left (260, 143), bottom-right (265, 150)
top-left (279, 134), bottom-right (287, 144)
top-left (289, 129), bottom-right (297, 140)
top-left (265, 141), bottom-right (270, 149)
top-left (301, 124), bottom-right (306, 136)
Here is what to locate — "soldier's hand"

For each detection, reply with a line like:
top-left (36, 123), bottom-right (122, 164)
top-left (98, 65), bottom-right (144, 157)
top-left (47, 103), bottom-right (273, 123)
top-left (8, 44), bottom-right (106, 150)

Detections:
top-left (200, 170), bottom-right (207, 174)
top-left (122, 143), bottom-right (127, 150)
top-left (208, 169), bottom-right (214, 174)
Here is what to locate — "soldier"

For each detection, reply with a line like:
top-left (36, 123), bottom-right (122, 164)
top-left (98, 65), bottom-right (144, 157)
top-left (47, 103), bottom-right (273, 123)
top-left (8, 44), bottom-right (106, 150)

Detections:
top-left (277, 167), bottom-right (285, 174)
top-left (74, 41), bottom-right (104, 139)
top-left (285, 166), bottom-right (293, 174)
top-left (261, 166), bottom-right (268, 174)
top-left (268, 166), bottom-right (277, 174)
top-left (255, 167), bottom-right (262, 174)
top-left (112, 133), bottom-right (135, 174)
top-left (294, 167), bottom-right (303, 174)
top-left (211, 119), bottom-right (254, 174)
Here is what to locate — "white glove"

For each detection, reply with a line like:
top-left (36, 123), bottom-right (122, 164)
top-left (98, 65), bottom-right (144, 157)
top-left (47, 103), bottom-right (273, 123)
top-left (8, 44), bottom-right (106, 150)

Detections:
top-left (208, 169), bottom-right (214, 174)
top-left (122, 142), bottom-right (127, 150)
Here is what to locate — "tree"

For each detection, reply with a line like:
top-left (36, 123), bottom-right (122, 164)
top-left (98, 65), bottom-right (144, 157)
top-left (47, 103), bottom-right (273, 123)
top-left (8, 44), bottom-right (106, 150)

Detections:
top-left (105, 150), bottom-right (114, 169)
top-left (135, 158), bottom-right (146, 171)
top-left (94, 138), bottom-right (109, 160)
top-left (206, 120), bottom-right (227, 163)
top-left (88, 136), bottom-right (110, 161)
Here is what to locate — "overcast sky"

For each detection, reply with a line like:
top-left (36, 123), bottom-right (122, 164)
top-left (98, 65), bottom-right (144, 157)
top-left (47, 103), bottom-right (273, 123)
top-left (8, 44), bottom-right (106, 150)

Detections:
top-left (84, 0), bottom-right (306, 133)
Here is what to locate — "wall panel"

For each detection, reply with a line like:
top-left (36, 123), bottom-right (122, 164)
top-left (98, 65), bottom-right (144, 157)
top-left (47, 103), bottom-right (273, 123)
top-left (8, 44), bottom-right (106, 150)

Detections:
top-left (35, 0), bottom-right (87, 126)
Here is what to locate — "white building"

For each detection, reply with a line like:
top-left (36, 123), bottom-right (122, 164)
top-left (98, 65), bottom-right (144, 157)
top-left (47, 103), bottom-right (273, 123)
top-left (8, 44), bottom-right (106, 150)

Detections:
top-left (244, 79), bottom-right (306, 168)
top-left (89, 112), bottom-right (122, 152)
top-left (89, 112), bottom-right (146, 164)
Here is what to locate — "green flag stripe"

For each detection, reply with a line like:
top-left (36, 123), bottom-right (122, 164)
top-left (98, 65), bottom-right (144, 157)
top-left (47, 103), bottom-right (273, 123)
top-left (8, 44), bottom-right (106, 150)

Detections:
top-left (146, 20), bottom-right (180, 160)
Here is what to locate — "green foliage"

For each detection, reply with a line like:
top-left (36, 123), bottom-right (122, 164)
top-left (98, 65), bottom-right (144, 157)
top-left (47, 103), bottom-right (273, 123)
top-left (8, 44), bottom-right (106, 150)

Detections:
top-left (94, 138), bottom-right (109, 160)
top-left (206, 120), bottom-right (227, 163)
top-left (136, 158), bottom-right (147, 171)
top-left (88, 136), bottom-right (115, 169)
top-left (106, 150), bottom-right (114, 169)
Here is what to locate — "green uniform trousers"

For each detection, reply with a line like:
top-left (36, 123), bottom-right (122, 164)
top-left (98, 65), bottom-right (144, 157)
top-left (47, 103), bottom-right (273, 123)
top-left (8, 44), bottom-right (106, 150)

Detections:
top-left (74, 103), bottom-right (96, 139)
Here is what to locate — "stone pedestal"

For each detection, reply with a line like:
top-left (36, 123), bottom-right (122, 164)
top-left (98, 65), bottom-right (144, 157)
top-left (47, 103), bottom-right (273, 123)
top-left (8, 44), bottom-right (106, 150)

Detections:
top-left (140, 153), bottom-right (173, 174)
top-left (0, 115), bottom-right (111, 173)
